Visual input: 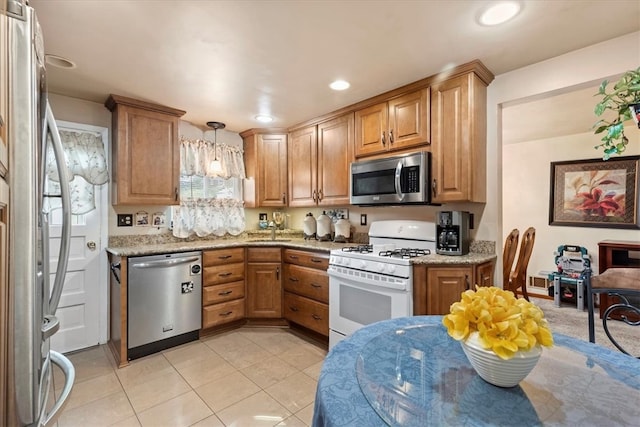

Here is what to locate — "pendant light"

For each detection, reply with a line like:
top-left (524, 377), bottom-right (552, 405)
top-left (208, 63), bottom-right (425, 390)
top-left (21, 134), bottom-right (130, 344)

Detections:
top-left (206, 121), bottom-right (225, 174)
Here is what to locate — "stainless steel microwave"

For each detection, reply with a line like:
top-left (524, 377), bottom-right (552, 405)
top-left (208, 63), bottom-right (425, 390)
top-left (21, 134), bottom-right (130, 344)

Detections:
top-left (350, 151), bottom-right (431, 205)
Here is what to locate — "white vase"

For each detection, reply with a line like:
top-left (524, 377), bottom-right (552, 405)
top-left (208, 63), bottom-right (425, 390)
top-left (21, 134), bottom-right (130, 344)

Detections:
top-left (461, 332), bottom-right (541, 388)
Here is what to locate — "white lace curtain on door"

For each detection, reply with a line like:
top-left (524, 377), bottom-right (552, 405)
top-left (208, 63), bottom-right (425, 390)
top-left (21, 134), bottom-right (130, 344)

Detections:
top-left (45, 129), bottom-right (109, 214)
top-left (172, 137), bottom-right (246, 238)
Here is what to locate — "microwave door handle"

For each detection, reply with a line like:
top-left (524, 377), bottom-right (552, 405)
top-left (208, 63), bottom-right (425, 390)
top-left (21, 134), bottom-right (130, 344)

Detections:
top-left (45, 102), bottom-right (72, 315)
top-left (395, 160), bottom-right (404, 200)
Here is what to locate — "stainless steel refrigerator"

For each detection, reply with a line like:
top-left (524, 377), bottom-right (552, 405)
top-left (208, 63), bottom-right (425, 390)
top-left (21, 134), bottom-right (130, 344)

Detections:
top-left (7, 0), bottom-right (75, 425)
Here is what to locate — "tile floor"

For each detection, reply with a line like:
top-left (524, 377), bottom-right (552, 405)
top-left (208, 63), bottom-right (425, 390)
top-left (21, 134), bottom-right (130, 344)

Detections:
top-left (51, 327), bottom-right (327, 427)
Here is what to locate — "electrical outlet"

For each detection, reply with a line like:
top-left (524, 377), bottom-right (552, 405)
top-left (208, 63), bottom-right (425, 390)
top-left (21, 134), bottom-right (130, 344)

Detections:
top-left (117, 214), bottom-right (133, 227)
top-left (360, 214), bottom-right (367, 226)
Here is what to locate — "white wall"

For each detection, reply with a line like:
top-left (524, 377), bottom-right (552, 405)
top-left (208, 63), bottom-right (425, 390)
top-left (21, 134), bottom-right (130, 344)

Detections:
top-left (486, 31), bottom-right (640, 285)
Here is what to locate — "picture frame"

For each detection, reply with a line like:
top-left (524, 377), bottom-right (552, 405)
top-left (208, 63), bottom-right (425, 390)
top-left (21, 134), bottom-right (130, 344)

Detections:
top-left (152, 212), bottom-right (166, 227)
top-left (135, 211), bottom-right (149, 226)
top-left (549, 155), bottom-right (640, 229)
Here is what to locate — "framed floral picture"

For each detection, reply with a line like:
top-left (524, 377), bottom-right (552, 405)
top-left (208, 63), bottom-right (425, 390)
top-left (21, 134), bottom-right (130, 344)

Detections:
top-left (549, 155), bottom-right (640, 229)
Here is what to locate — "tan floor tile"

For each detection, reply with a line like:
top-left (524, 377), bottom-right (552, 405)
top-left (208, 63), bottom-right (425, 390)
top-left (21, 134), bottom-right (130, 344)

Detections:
top-left (277, 345), bottom-right (325, 371)
top-left (241, 355), bottom-right (298, 389)
top-left (195, 371), bottom-right (260, 412)
top-left (124, 370), bottom-right (191, 413)
top-left (115, 354), bottom-right (174, 389)
top-left (217, 341), bottom-right (274, 369)
top-left (250, 331), bottom-right (310, 355)
top-left (175, 353), bottom-right (237, 388)
top-left (57, 390), bottom-right (134, 427)
top-left (276, 414), bottom-right (308, 427)
top-left (217, 390), bottom-right (292, 427)
top-left (55, 349), bottom-right (115, 387)
top-left (190, 414), bottom-right (225, 427)
top-left (203, 330), bottom-right (253, 354)
top-left (63, 372), bottom-right (123, 411)
top-left (266, 372), bottom-right (317, 413)
top-left (302, 360), bottom-right (324, 380)
top-left (295, 402), bottom-right (315, 426)
top-left (162, 341), bottom-right (217, 370)
top-left (136, 391), bottom-right (212, 427)
top-left (110, 415), bottom-right (142, 426)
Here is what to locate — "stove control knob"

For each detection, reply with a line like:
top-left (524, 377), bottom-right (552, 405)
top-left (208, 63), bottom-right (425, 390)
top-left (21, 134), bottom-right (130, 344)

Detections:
top-left (387, 265), bottom-right (396, 274)
top-left (376, 263), bottom-right (385, 272)
top-left (358, 260), bottom-right (367, 269)
top-left (342, 257), bottom-right (350, 266)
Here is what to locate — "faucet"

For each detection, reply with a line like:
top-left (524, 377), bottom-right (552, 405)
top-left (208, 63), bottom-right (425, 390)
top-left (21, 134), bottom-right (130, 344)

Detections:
top-left (268, 221), bottom-right (276, 241)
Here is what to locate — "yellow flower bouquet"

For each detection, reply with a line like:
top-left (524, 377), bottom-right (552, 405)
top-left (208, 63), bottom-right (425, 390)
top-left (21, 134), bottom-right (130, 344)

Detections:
top-left (442, 286), bottom-right (554, 360)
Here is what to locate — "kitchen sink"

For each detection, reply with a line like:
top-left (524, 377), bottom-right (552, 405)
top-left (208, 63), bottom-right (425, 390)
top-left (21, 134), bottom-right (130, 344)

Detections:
top-left (248, 239), bottom-right (292, 242)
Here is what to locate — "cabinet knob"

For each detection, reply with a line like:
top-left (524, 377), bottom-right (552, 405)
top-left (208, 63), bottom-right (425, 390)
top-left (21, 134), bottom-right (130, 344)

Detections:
top-left (174, 187), bottom-right (179, 201)
top-left (219, 311), bottom-right (233, 317)
top-left (218, 290), bottom-right (233, 296)
top-left (312, 190), bottom-right (317, 203)
top-left (311, 314), bottom-right (322, 320)
top-left (276, 267), bottom-right (280, 280)
top-left (317, 189), bottom-right (323, 202)
top-left (282, 193), bottom-right (286, 204)
top-left (381, 131), bottom-right (386, 146)
top-left (389, 129), bottom-right (394, 144)
top-left (310, 283), bottom-right (321, 288)
top-left (432, 179), bottom-right (437, 197)
top-left (465, 274), bottom-right (470, 290)
top-left (289, 306), bottom-right (299, 312)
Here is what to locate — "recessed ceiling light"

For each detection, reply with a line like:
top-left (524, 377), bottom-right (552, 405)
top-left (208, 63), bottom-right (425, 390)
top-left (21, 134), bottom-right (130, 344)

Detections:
top-left (255, 115), bottom-right (273, 123)
top-left (479, 1), bottom-right (521, 26)
top-left (45, 54), bottom-right (76, 69)
top-left (329, 80), bottom-right (350, 91)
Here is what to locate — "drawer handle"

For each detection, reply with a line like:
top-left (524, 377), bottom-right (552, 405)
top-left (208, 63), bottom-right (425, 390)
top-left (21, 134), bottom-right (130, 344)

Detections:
top-left (310, 258), bottom-right (323, 263)
top-left (311, 314), bottom-right (322, 320)
top-left (220, 311), bottom-right (233, 317)
top-left (218, 290), bottom-right (233, 296)
top-left (289, 306), bottom-right (299, 312)
top-left (310, 283), bottom-right (321, 288)
top-left (218, 272), bottom-right (233, 277)
top-left (289, 255), bottom-right (299, 260)
top-left (289, 277), bottom-right (299, 282)
top-left (218, 255), bottom-right (232, 260)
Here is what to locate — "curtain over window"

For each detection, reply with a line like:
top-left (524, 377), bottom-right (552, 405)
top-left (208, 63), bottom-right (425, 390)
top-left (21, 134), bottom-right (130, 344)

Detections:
top-left (45, 129), bottom-right (109, 214)
top-left (172, 137), bottom-right (246, 238)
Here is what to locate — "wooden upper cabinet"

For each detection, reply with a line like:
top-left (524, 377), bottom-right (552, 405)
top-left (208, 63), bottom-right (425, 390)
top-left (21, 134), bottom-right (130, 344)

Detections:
top-left (105, 95), bottom-right (185, 205)
top-left (242, 130), bottom-right (288, 208)
top-left (430, 71), bottom-right (488, 203)
top-left (354, 88), bottom-right (429, 158)
top-left (288, 113), bottom-right (354, 207)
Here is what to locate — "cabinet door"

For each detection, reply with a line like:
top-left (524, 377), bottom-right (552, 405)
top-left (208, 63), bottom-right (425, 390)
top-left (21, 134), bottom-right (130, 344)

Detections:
top-left (354, 102), bottom-right (388, 157)
top-left (113, 105), bottom-right (181, 205)
top-left (431, 73), bottom-right (487, 203)
top-left (387, 88), bottom-right (430, 152)
top-left (475, 261), bottom-right (494, 288)
top-left (288, 125), bottom-right (317, 207)
top-left (425, 267), bottom-right (472, 315)
top-left (317, 113), bottom-right (354, 206)
top-left (0, 9), bottom-right (7, 179)
top-left (246, 263), bottom-right (282, 318)
top-left (258, 134), bottom-right (288, 207)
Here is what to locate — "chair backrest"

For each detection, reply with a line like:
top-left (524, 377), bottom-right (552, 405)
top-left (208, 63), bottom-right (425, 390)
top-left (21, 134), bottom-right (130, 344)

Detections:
top-left (511, 227), bottom-right (536, 292)
top-left (502, 229), bottom-right (519, 288)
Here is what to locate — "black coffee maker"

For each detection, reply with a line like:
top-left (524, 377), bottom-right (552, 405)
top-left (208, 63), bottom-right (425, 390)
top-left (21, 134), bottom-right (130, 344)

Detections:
top-left (436, 211), bottom-right (470, 255)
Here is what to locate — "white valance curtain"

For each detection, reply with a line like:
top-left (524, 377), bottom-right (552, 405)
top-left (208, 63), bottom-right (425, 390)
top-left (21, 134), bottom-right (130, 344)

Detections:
top-left (172, 137), bottom-right (246, 238)
top-left (45, 129), bottom-right (109, 214)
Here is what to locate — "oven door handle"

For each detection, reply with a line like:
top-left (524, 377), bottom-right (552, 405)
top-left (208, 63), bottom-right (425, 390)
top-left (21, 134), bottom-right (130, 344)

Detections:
top-left (395, 159), bottom-right (404, 201)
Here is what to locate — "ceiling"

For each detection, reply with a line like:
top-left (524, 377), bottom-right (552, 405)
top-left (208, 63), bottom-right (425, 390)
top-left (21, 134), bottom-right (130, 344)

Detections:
top-left (30, 0), bottom-right (640, 133)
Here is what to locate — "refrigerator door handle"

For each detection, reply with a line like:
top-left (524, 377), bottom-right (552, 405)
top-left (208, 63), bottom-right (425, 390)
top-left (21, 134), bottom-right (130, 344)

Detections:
top-left (40, 351), bottom-right (75, 427)
top-left (45, 101), bottom-right (72, 314)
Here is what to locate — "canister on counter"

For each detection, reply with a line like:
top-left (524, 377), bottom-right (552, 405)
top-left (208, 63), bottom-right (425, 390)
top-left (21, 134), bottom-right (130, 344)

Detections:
top-left (303, 212), bottom-right (316, 240)
top-left (316, 211), bottom-right (332, 241)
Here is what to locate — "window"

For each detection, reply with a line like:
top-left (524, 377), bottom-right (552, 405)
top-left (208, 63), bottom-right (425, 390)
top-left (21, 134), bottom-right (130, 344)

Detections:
top-left (179, 175), bottom-right (242, 200)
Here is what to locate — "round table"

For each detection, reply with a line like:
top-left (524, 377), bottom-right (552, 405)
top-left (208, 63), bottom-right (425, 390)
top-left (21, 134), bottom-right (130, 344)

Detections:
top-left (312, 316), bottom-right (640, 427)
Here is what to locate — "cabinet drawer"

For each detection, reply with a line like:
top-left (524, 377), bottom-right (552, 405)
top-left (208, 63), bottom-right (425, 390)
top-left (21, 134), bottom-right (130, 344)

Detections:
top-left (283, 292), bottom-right (328, 336)
top-left (204, 263), bottom-right (245, 285)
top-left (283, 264), bottom-right (328, 303)
top-left (203, 281), bottom-right (245, 305)
top-left (283, 249), bottom-right (329, 270)
top-left (203, 248), bottom-right (245, 266)
top-left (203, 298), bottom-right (245, 328)
top-left (247, 247), bottom-right (282, 262)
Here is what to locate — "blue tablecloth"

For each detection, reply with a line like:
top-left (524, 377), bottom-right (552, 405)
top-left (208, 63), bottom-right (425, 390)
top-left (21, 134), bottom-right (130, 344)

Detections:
top-left (313, 316), bottom-right (640, 427)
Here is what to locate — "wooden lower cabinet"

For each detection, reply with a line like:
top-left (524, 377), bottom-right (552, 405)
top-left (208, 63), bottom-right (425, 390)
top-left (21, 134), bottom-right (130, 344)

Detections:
top-left (246, 247), bottom-right (282, 318)
top-left (413, 260), bottom-right (495, 315)
top-left (282, 249), bottom-right (329, 336)
top-left (202, 248), bottom-right (246, 330)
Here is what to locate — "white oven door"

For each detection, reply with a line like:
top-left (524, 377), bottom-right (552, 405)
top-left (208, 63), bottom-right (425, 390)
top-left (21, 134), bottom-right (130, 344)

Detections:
top-left (329, 269), bottom-right (412, 349)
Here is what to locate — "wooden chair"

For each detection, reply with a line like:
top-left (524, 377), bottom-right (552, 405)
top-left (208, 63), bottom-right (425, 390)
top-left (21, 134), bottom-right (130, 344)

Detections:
top-left (508, 227), bottom-right (535, 301)
top-left (502, 229), bottom-right (519, 290)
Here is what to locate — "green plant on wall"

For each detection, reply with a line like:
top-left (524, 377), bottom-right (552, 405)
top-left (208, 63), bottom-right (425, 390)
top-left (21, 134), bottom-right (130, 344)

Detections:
top-left (593, 67), bottom-right (640, 160)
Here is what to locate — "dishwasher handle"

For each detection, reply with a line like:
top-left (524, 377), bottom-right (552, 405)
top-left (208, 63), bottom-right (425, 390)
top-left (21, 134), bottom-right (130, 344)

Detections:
top-left (110, 262), bottom-right (121, 284)
top-left (130, 257), bottom-right (200, 269)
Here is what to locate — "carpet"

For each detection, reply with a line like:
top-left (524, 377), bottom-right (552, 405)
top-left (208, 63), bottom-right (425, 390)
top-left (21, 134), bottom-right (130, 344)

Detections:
top-left (532, 296), bottom-right (639, 358)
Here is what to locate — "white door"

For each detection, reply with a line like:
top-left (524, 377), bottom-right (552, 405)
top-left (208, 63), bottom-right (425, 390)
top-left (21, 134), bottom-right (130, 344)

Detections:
top-left (48, 121), bottom-right (108, 354)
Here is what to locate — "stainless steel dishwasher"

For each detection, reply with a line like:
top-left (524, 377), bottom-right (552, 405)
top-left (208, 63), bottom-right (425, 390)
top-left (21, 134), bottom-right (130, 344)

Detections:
top-left (127, 251), bottom-right (202, 360)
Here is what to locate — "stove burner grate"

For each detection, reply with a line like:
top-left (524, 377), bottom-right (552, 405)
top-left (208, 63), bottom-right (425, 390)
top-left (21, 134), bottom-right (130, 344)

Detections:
top-left (342, 245), bottom-right (373, 254)
top-left (378, 248), bottom-right (431, 259)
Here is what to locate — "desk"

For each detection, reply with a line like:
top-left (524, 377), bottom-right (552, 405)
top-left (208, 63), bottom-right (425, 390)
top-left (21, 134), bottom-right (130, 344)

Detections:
top-left (313, 316), bottom-right (640, 427)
